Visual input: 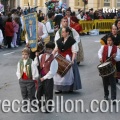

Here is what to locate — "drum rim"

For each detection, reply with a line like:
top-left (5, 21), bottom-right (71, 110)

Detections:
top-left (97, 61), bottom-right (111, 68)
top-left (55, 54), bottom-right (72, 77)
top-left (99, 68), bottom-right (116, 77)
top-left (61, 63), bottom-right (72, 77)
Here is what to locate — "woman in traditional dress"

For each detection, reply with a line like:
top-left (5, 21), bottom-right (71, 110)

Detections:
top-left (70, 16), bottom-right (84, 65)
top-left (52, 27), bottom-right (82, 93)
top-left (100, 25), bottom-right (120, 45)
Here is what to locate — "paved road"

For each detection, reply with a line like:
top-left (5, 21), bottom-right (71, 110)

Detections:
top-left (0, 35), bottom-right (120, 120)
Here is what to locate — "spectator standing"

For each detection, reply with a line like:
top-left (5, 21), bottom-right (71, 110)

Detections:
top-left (84, 11), bottom-right (91, 21)
top-left (5, 17), bottom-right (14, 48)
top-left (54, 9), bottom-right (63, 28)
top-left (11, 17), bottom-right (19, 48)
top-left (77, 11), bottom-right (85, 20)
top-left (0, 12), bottom-right (4, 38)
top-left (0, 28), bottom-right (3, 48)
top-left (89, 8), bottom-right (94, 20)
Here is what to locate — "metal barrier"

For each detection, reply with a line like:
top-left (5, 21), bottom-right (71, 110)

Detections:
top-left (94, 19), bottom-right (116, 32)
top-left (79, 20), bottom-right (94, 33)
top-left (79, 19), bottom-right (116, 33)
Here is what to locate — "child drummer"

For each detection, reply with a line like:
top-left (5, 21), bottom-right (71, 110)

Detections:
top-left (34, 42), bottom-right (58, 113)
top-left (98, 35), bottom-right (120, 104)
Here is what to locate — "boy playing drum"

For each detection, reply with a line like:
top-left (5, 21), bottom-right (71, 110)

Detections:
top-left (98, 35), bottom-right (120, 105)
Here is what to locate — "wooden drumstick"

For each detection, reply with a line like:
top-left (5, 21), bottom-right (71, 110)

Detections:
top-left (104, 56), bottom-right (113, 63)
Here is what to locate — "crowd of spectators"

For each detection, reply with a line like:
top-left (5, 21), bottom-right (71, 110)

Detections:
top-left (0, 6), bottom-right (120, 49)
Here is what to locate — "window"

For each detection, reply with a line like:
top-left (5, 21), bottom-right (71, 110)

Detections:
top-left (75, 0), bottom-right (80, 6)
top-left (104, 0), bottom-right (110, 6)
top-left (117, 0), bottom-right (120, 7)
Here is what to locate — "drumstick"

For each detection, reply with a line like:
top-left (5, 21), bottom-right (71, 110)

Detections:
top-left (104, 56), bottom-right (113, 63)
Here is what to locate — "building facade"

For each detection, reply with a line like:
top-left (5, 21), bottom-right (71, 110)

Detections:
top-left (0, 0), bottom-right (120, 12)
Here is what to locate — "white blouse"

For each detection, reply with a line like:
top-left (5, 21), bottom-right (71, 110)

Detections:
top-left (0, 29), bottom-right (3, 45)
top-left (55, 28), bottom-right (80, 43)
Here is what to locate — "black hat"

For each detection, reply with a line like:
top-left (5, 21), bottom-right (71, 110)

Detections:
top-left (46, 42), bottom-right (55, 49)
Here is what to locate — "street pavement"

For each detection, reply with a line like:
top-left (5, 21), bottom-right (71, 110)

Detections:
top-left (0, 34), bottom-right (120, 120)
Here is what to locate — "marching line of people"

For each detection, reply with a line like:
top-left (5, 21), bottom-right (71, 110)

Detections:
top-left (16, 8), bottom-right (120, 112)
top-left (2, 7), bottom-right (120, 113)
top-left (16, 9), bottom-right (84, 113)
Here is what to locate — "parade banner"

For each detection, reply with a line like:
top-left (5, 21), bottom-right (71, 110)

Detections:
top-left (24, 13), bottom-right (38, 52)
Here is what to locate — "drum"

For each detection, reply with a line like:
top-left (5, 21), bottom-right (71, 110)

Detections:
top-left (97, 61), bottom-right (116, 77)
top-left (55, 54), bottom-right (72, 77)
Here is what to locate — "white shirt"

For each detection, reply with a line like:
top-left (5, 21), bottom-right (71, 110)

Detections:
top-left (34, 54), bottom-right (58, 80)
top-left (77, 14), bottom-right (85, 20)
top-left (54, 28), bottom-right (80, 44)
top-left (16, 59), bottom-right (39, 80)
top-left (98, 45), bottom-right (120, 61)
top-left (46, 21), bottom-right (54, 33)
top-left (67, 17), bottom-right (71, 27)
top-left (0, 29), bottom-right (3, 45)
top-left (25, 22), bottom-right (48, 43)
top-left (20, 16), bottom-right (24, 30)
top-left (38, 22), bottom-right (48, 39)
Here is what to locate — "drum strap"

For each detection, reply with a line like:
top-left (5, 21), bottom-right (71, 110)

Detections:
top-left (40, 54), bottom-right (54, 75)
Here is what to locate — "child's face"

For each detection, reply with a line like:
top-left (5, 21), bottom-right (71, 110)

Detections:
top-left (107, 38), bottom-right (113, 46)
top-left (45, 48), bottom-right (53, 54)
top-left (111, 26), bottom-right (117, 35)
top-left (22, 52), bottom-right (29, 60)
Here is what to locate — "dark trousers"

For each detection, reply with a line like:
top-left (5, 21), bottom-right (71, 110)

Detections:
top-left (50, 36), bottom-right (55, 43)
top-left (37, 78), bottom-right (53, 110)
top-left (102, 74), bottom-right (116, 100)
top-left (6, 36), bottom-right (12, 48)
top-left (19, 79), bottom-right (36, 101)
top-left (16, 27), bottom-right (21, 46)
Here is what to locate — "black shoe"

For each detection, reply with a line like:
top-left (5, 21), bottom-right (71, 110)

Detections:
top-left (55, 91), bottom-right (62, 94)
top-left (104, 96), bottom-right (109, 100)
top-left (116, 79), bottom-right (118, 83)
top-left (45, 106), bottom-right (52, 113)
top-left (38, 101), bottom-right (46, 109)
top-left (45, 110), bottom-right (50, 113)
top-left (113, 101), bottom-right (116, 105)
top-left (111, 99), bottom-right (117, 105)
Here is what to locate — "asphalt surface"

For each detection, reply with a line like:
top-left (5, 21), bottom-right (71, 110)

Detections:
top-left (0, 34), bottom-right (120, 120)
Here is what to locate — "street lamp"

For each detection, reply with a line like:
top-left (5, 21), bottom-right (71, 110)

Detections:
top-left (82, 0), bottom-right (88, 12)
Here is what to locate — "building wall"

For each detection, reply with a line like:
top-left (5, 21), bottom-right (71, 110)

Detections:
top-left (2, 0), bottom-right (120, 13)
top-left (73, 0), bottom-right (120, 11)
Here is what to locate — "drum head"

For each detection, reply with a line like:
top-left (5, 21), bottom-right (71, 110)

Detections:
top-left (98, 62), bottom-right (111, 68)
